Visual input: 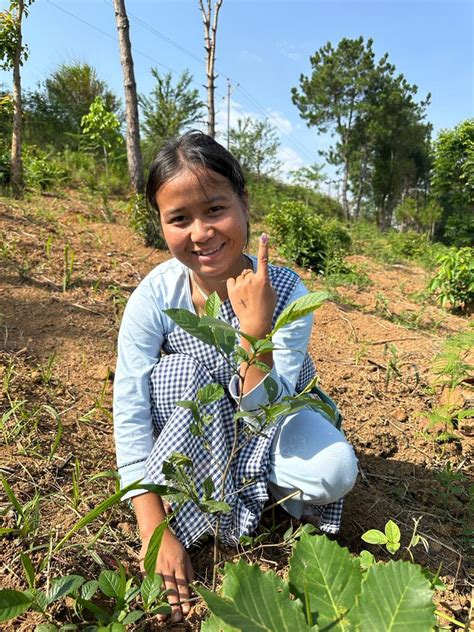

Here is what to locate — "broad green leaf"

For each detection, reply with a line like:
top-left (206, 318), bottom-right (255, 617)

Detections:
top-left (202, 612), bottom-right (238, 631)
top-left (98, 570), bottom-right (124, 600)
top-left (386, 541), bottom-right (401, 555)
top-left (20, 552), bottom-right (36, 589)
top-left (350, 560), bottom-right (436, 631)
top-left (47, 575), bottom-right (85, 604)
top-left (81, 580), bottom-right (99, 600)
top-left (0, 589), bottom-right (33, 622)
top-left (289, 533), bottom-right (361, 631)
top-left (273, 291), bottom-right (330, 333)
top-left (164, 308), bottom-right (216, 346)
top-left (384, 520), bottom-right (401, 544)
top-left (198, 383), bottom-right (225, 406)
top-left (203, 476), bottom-right (215, 499)
top-left (195, 560), bottom-right (311, 631)
top-left (122, 610), bottom-right (144, 625)
top-left (26, 588), bottom-right (48, 612)
top-left (75, 597), bottom-right (110, 623)
top-left (205, 292), bottom-right (222, 318)
top-left (359, 550), bottom-right (375, 570)
top-left (168, 452), bottom-right (194, 468)
top-left (140, 574), bottom-right (163, 607)
top-left (263, 376), bottom-right (279, 402)
top-left (361, 529), bottom-right (388, 545)
top-left (144, 521), bottom-right (167, 578)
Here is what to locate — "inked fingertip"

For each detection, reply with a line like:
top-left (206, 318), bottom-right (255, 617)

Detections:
top-left (260, 233), bottom-right (268, 244)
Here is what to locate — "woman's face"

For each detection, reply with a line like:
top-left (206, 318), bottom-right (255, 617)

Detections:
top-left (156, 167), bottom-right (249, 286)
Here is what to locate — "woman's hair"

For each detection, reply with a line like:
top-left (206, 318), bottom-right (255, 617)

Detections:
top-left (146, 130), bottom-right (246, 213)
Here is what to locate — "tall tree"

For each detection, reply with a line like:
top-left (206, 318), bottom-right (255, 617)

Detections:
top-left (431, 119), bottom-right (474, 245)
top-left (292, 37), bottom-right (382, 219)
top-left (229, 117), bottom-right (281, 177)
top-left (140, 69), bottom-right (204, 161)
top-left (112, 0), bottom-right (144, 195)
top-left (198, 0), bottom-right (223, 138)
top-left (0, 0), bottom-right (33, 197)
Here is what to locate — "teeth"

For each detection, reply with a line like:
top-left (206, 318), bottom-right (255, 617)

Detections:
top-left (196, 246), bottom-right (220, 256)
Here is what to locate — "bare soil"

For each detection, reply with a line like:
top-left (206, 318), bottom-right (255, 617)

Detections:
top-left (1, 191), bottom-right (472, 630)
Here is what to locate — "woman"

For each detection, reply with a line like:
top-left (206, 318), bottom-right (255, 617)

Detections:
top-left (113, 130), bottom-right (358, 622)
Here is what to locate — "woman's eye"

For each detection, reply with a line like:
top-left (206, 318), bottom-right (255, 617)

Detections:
top-left (209, 206), bottom-right (224, 214)
top-left (169, 215), bottom-right (187, 224)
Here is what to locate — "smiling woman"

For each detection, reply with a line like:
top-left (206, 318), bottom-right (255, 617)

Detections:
top-left (113, 130), bottom-right (358, 622)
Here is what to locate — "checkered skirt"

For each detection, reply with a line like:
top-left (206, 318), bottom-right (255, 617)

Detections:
top-left (146, 263), bottom-right (343, 547)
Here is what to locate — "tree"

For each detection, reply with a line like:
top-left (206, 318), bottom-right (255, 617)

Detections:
top-left (292, 37), bottom-right (382, 219)
top-left (81, 96), bottom-right (123, 177)
top-left (27, 62), bottom-right (121, 148)
top-left (112, 0), bottom-right (144, 195)
top-left (229, 117), bottom-right (281, 177)
top-left (140, 69), bottom-right (204, 161)
top-left (198, 0), bottom-right (223, 138)
top-left (289, 163), bottom-right (325, 190)
top-left (0, 0), bottom-right (34, 197)
top-left (431, 119), bottom-right (474, 245)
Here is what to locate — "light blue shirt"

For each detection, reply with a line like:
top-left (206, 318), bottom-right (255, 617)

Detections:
top-left (113, 256), bottom-right (312, 498)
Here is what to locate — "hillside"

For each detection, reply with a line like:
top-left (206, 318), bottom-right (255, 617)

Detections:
top-left (0, 191), bottom-right (472, 630)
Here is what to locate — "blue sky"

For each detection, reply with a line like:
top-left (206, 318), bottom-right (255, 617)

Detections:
top-left (1, 0), bottom-right (472, 184)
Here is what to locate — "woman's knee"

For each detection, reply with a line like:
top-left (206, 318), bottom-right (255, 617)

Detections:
top-left (316, 440), bottom-right (358, 502)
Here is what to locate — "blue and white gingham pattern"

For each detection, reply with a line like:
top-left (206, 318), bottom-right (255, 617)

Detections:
top-left (146, 263), bottom-right (343, 546)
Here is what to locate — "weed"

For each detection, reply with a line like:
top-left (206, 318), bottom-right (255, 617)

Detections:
top-left (62, 242), bottom-right (75, 292)
top-left (428, 247), bottom-right (474, 312)
top-left (432, 328), bottom-right (474, 389)
top-left (71, 457), bottom-right (81, 511)
top-left (374, 291), bottom-right (393, 320)
top-left (38, 352), bottom-right (56, 386)
top-left (44, 234), bottom-right (53, 259)
top-left (435, 462), bottom-right (467, 509)
top-left (107, 284), bottom-right (127, 324)
top-left (419, 405), bottom-right (462, 443)
top-left (0, 477), bottom-right (41, 539)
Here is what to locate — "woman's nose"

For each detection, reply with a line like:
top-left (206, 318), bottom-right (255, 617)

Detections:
top-left (191, 219), bottom-right (213, 242)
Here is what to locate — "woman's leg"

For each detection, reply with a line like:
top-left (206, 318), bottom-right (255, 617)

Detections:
top-left (268, 408), bottom-right (358, 519)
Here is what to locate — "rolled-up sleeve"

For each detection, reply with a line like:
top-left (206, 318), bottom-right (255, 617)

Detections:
top-left (113, 280), bottom-right (165, 499)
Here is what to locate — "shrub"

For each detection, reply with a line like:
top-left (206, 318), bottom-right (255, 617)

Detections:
top-left (24, 148), bottom-right (70, 191)
top-left (0, 150), bottom-right (10, 185)
top-left (443, 212), bottom-right (474, 248)
top-left (428, 247), bottom-right (474, 312)
top-left (266, 200), bottom-right (351, 272)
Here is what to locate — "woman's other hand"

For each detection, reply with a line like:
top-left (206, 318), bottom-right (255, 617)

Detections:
top-left (227, 233), bottom-right (277, 339)
top-left (139, 528), bottom-right (195, 623)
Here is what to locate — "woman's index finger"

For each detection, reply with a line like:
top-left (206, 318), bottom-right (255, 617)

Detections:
top-left (257, 233), bottom-right (270, 279)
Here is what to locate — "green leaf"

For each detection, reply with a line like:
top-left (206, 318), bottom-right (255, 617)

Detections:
top-left (205, 292), bottom-right (221, 318)
top-left (20, 552), bottom-right (36, 589)
top-left (289, 533), bottom-right (361, 631)
top-left (359, 550), bottom-right (375, 570)
top-left (350, 560), bottom-right (436, 631)
top-left (140, 574), bottom-right (163, 607)
top-left (384, 520), bottom-right (401, 544)
top-left (361, 529), bottom-right (388, 545)
top-left (121, 610), bottom-right (144, 625)
top-left (201, 613), bottom-right (238, 631)
top-left (195, 560), bottom-right (311, 631)
top-left (75, 597), bottom-right (110, 623)
top-left (198, 383), bottom-right (225, 406)
top-left (34, 624), bottom-right (58, 631)
top-left (0, 589), bottom-right (33, 622)
top-left (273, 291), bottom-right (330, 333)
top-left (203, 476), bottom-right (215, 500)
top-left (81, 580), bottom-right (99, 600)
top-left (263, 376), bottom-right (279, 402)
top-left (1, 476), bottom-right (24, 518)
top-left (164, 308), bottom-right (216, 346)
top-left (201, 500), bottom-right (231, 514)
top-left (144, 521), bottom-right (167, 578)
top-left (386, 541), bottom-right (400, 555)
top-left (98, 570), bottom-right (124, 600)
top-left (47, 575), bottom-right (85, 604)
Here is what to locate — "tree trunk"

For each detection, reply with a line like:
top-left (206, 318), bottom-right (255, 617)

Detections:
top-left (113, 0), bottom-right (145, 195)
top-left (341, 157), bottom-right (350, 220)
top-left (10, 0), bottom-right (24, 198)
top-left (199, 0), bottom-right (223, 138)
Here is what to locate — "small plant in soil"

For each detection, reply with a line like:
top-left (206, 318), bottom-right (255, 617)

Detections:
top-left (62, 242), bottom-right (75, 292)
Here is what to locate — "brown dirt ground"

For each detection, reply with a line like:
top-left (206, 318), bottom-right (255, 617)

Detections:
top-left (1, 191), bottom-right (472, 630)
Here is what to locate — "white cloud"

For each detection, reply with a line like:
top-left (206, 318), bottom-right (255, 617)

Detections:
top-left (279, 40), bottom-right (303, 62)
top-left (277, 146), bottom-right (304, 182)
top-left (266, 110), bottom-right (293, 136)
top-left (239, 50), bottom-right (264, 64)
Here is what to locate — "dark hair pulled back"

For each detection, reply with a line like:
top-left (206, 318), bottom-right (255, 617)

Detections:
top-left (146, 130), bottom-right (246, 213)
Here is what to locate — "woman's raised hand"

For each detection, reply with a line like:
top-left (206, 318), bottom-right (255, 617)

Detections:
top-left (227, 233), bottom-right (277, 338)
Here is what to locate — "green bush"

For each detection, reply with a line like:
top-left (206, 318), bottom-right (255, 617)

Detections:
top-left (0, 150), bottom-right (10, 185)
top-left (24, 148), bottom-right (69, 191)
top-left (442, 212), bottom-right (474, 248)
top-left (387, 230), bottom-right (427, 259)
top-left (266, 200), bottom-right (351, 272)
top-left (428, 247), bottom-right (474, 312)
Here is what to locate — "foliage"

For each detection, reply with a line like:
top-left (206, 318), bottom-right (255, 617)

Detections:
top-left (266, 200), bottom-right (351, 271)
top-left (292, 36), bottom-right (431, 227)
top-left (289, 163), bottom-right (325, 190)
top-left (0, 1), bottom-right (34, 71)
top-left (432, 328), bottom-right (474, 389)
top-left (362, 519), bottom-right (401, 554)
top-left (197, 532), bottom-right (436, 631)
top-left (431, 119), bottom-right (474, 245)
top-left (140, 68), bottom-right (204, 162)
top-left (128, 193), bottom-right (166, 248)
top-left (229, 117), bottom-right (281, 177)
top-left (428, 247), bottom-right (474, 311)
top-left (24, 62), bottom-right (121, 150)
top-left (394, 196), bottom-right (442, 237)
top-left (81, 97), bottom-right (123, 171)
top-left (23, 146), bottom-right (69, 191)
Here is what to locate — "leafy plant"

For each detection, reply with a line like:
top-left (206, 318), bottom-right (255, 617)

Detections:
top-left (62, 242), bottom-right (75, 292)
top-left (197, 532), bottom-right (437, 631)
top-left (428, 247), bottom-right (474, 311)
top-left (361, 519), bottom-right (401, 554)
top-left (432, 328), bottom-right (474, 389)
top-left (266, 200), bottom-right (351, 272)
